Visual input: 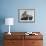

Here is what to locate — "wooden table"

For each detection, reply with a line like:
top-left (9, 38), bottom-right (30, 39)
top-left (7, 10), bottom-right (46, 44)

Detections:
top-left (4, 32), bottom-right (43, 46)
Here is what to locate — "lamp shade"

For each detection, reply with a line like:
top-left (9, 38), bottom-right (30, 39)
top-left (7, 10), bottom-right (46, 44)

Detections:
top-left (5, 18), bottom-right (14, 25)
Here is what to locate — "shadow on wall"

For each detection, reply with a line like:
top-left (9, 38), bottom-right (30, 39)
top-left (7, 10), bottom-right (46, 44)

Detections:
top-left (0, 16), bottom-right (5, 46)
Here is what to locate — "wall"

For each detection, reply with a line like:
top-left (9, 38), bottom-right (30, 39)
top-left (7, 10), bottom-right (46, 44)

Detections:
top-left (0, 0), bottom-right (46, 33)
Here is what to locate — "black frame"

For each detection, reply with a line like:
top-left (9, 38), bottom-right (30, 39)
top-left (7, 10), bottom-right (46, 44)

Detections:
top-left (18, 9), bottom-right (35, 23)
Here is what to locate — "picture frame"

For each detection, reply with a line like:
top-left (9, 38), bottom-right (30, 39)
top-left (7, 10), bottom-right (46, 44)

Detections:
top-left (18, 9), bottom-right (35, 23)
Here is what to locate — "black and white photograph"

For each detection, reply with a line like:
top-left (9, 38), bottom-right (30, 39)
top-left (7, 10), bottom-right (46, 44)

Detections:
top-left (18, 9), bottom-right (35, 23)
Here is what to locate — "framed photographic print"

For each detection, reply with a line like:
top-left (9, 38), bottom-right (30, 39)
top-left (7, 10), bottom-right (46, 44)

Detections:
top-left (18, 9), bottom-right (35, 23)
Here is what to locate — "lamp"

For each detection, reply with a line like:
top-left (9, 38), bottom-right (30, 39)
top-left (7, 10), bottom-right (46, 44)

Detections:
top-left (5, 18), bottom-right (14, 35)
